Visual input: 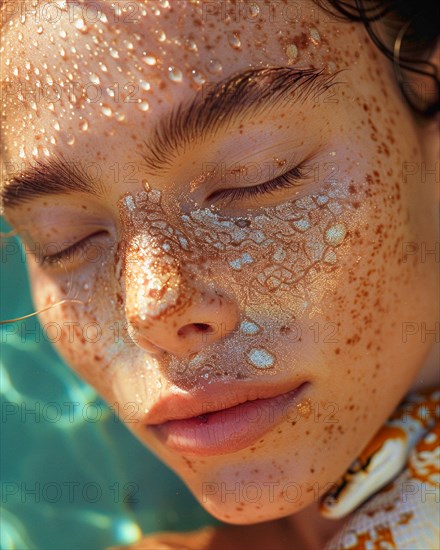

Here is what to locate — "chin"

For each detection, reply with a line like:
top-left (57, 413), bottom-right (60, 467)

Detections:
top-left (180, 460), bottom-right (315, 525)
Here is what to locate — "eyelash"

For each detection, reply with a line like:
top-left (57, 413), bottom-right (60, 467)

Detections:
top-left (207, 165), bottom-right (305, 205)
top-left (39, 231), bottom-right (107, 268)
top-left (39, 166), bottom-right (305, 267)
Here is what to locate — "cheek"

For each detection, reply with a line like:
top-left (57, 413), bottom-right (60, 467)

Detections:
top-left (27, 257), bottom-right (123, 400)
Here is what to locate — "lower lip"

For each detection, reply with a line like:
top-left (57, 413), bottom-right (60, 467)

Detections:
top-left (150, 382), bottom-right (309, 456)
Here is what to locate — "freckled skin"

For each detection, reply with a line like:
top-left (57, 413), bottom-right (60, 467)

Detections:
top-left (1, 0), bottom-right (438, 543)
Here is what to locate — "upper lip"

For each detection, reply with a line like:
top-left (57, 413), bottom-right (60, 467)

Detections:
top-left (145, 379), bottom-right (309, 426)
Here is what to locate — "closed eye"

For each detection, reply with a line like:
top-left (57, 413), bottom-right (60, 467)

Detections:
top-left (39, 230), bottom-right (109, 269)
top-left (206, 165), bottom-right (306, 205)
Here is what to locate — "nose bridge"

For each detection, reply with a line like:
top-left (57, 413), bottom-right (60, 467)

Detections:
top-left (124, 229), bottom-right (193, 324)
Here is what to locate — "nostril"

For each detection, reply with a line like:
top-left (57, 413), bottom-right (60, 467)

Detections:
top-left (177, 323), bottom-right (214, 338)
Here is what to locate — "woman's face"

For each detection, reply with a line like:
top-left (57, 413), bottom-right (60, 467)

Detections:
top-left (2, 0), bottom-right (438, 523)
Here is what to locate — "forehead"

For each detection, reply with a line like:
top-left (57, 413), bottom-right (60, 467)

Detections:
top-left (0, 0), bottom-right (356, 170)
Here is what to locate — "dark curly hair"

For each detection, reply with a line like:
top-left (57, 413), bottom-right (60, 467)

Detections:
top-left (318, 0), bottom-right (439, 117)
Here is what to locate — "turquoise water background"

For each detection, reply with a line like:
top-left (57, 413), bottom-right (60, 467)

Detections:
top-left (0, 217), bottom-right (219, 549)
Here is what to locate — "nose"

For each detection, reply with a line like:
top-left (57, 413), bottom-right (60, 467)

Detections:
top-left (124, 237), bottom-right (240, 358)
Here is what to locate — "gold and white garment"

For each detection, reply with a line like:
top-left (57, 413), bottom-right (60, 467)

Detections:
top-left (321, 386), bottom-right (440, 550)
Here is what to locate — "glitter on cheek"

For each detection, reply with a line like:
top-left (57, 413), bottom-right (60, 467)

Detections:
top-left (117, 174), bottom-right (355, 378)
top-left (325, 223), bottom-right (347, 246)
top-left (240, 320), bottom-right (261, 336)
top-left (247, 347), bottom-right (275, 369)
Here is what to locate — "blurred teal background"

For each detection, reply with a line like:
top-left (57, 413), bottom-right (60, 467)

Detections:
top-left (0, 217), bottom-right (219, 549)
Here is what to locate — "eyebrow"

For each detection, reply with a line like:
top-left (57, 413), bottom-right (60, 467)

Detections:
top-left (1, 66), bottom-right (343, 209)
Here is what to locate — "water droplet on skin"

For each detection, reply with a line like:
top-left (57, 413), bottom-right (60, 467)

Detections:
top-left (138, 100), bottom-right (149, 111)
top-left (249, 4), bottom-right (260, 18)
top-left (247, 348), bottom-right (275, 369)
top-left (168, 66), bottom-right (183, 83)
top-left (143, 54), bottom-right (157, 66)
top-left (207, 59), bottom-right (222, 74)
top-left (67, 135), bottom-right (75, 146)
top-left (115, 112), bottom-right (126, 122)
top-left (124, 40), bottom-right (134, 50)
top-left (53, 121), bottom-right (61, 131)
top-left (59, 30), bottom-right (67, 39)
top-left (191, 70), bottom-right (206, 86)
top-left (36, 26), bottom-right (43, 34)
top-left (155, 29), bottom-right (166, 42)
top-left (101, 104), bottom-right (113, 117)
top-left (74, 19), bottom-right (86, 31)
top-left (90, 73), bottom-right (100, 85)
top-left (80, 119), bottom-right (89, 131)
top-left (227, 32), bottom-right (241, 49)
top-left (109, 48), bottom-right (120, 59)
top-left (185, 39), bottom-right (198, 52)
top-left (139, 80), bottom-right (151, 91)
top-left (286, 44), bottom-right (298, 60)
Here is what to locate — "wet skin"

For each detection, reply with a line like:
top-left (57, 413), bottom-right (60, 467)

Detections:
top-left (1, 0), bottom-right (438, 533)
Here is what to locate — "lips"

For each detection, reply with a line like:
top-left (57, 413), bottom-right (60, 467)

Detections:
top-left (147, 381), bottom-right (310, 456)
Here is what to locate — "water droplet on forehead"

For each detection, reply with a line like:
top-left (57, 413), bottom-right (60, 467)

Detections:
top-left (36, 26), bottom-right (43, 34)
top-left (191, 70), bottom-right (206, 86)
top-left (168, 66), bottom-right (183, 83)
top-left (109, 48), bottom-right (120, 59)
top-left (139, 80), bottom-right (151, 91)
top-left (227, 32), bottom-right (241, 50)
top-left (67, 135), bottom-right (75, 146)
top-left (74, 18), bottom-right (86, 31)
top-left (138, 100), bottom-right (149, 112)
top-left (207, 59), bottom-right (223, 74)
top-left (101, 104), bottom-right (113, 117)
top-left (80, 119), bottom-right (89, 131)
top-left (53, 121), bottom-right (61, 131)
top-left (59, 30), bottom-right (67, 39)
top-left (249, 4), bottom-right (260, 18)
top-left (185, 39), bottom-right (198, 52)
top-left (155, 29), bottom-right (166, 42)
top-left (143, 53), bottom-right (157, 66)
